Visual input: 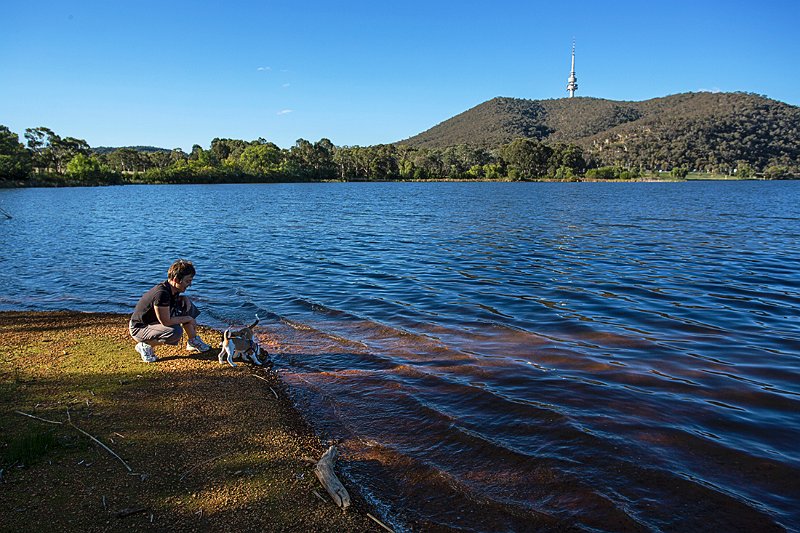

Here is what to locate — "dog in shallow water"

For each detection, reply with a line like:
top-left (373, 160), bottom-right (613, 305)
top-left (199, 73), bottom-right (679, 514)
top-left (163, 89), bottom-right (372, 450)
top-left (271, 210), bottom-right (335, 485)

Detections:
top-left (218, 317), bottom-right (262, 367)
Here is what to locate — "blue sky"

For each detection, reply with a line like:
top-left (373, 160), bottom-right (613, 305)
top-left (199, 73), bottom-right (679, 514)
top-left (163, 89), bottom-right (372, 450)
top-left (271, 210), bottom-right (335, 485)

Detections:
top-left (2, 0), bottom-right (798, 151)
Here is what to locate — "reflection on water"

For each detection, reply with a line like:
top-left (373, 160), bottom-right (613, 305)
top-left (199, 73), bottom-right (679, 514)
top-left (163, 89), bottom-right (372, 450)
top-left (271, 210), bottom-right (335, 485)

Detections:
top-left (1, 181), bottom-right (799, 531)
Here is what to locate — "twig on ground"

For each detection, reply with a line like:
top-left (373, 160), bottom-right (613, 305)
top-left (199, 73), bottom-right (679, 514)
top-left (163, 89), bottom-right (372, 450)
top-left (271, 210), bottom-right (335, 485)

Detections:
top-left (14, 410), bottom-right (63, 425)
top-left (179, 452), bottom-right (232, 481)
top-left (367, 513), bottom-right (395, 533)
top-left (66, 409), bottom-right (133, 472)
top-left (312, 490), bottom-right (327, 503)
top-left (251, 374), bottom-right (280, 399)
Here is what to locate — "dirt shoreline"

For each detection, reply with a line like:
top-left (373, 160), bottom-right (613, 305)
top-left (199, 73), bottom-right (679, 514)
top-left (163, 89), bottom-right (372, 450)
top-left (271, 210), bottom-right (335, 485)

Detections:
top-left (0, 310), bottom-right (383, 532)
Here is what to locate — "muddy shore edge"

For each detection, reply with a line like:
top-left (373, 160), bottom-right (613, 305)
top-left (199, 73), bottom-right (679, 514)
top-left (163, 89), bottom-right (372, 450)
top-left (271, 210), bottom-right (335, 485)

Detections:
top-left (0, 310), bottom-right (383, 532)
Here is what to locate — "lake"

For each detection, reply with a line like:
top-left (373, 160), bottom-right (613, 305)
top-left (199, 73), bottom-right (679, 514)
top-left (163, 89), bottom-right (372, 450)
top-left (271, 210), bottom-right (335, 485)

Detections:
top-left (1, 181), bottom-right (799, 531)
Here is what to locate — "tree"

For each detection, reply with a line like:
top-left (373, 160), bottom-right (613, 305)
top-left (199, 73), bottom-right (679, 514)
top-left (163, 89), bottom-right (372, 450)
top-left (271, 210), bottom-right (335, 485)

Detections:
top-left (66, 153), bottom-right (116, 184)
top-left (23, 127), bottom-right (90, 175)
top-left (764, 165), bottom-right (790, 180)
top-left (670, 166), bottom-right (689, 178)
top-left (239, 142), bottom-right (283, 176)
top-left (0, 125), bottom-right (32, 180)
top-left (211, 138), bottom-right (248, 162)
top-left (735, 161), bottom-right (754, 178)
top-left (24, 126), bottom-right (57, 172)
top-left (499, 138), bottom-right (553, 179)
top-left (332, 146), bottom-right (358, 180)
top-left (550, 143), bottom-right (587, 175)
top-left (105, 148), bottom-right (146, 173)
top-left (312, 138), bottom-right (337, 180)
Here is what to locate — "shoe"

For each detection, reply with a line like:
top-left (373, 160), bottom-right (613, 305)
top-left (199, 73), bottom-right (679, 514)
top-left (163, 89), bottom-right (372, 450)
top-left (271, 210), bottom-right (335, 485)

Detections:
top-left (135, 342), bottom-right (157, 363)
top-left (186, 336), bottom-right (211, 353)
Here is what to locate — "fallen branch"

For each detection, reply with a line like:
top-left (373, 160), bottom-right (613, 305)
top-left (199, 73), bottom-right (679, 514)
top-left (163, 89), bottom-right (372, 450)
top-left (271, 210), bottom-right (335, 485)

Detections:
top-left (270, 387), bottom-right (279, 400)
top-left (179, 451), bottom-right (232, 481)
top-left (14, 410), bottom-right (63, 425)
top-left (367, 513), bottom-right (395, 533)
top-left (314, 445), bottom-right (350, 510)
top-left (66, 409), bottom-right (132, 472)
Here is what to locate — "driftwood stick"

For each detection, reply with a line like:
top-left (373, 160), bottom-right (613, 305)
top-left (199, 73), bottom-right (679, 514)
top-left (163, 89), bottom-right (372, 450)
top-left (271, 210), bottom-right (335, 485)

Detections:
top-left (367, 513), bottom-right (395, 533)
top-left (66, 409), bottom-right (133, 472)
top-left (314, 445), bottom-right (350, 510)
top-left (14, 410), bottom-right (63, 425)
top-left (251, 374), bottom-right (280, 399)
top-left (179, 451), bottom-right (232, 481)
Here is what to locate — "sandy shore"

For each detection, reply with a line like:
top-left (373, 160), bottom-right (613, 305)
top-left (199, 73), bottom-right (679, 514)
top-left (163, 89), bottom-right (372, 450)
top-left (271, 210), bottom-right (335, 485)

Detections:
top-left (0, 310), bottom-right (382, 532)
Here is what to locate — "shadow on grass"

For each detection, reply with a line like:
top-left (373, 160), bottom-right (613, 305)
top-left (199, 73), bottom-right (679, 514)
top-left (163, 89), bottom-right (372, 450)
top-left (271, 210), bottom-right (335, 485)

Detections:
top-left (1, 359), bottom-right (379, 532)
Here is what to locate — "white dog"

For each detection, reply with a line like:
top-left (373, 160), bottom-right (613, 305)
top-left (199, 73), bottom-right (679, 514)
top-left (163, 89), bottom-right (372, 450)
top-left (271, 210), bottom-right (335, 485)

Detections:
top-left (218, 317), bottom-right (262, 367)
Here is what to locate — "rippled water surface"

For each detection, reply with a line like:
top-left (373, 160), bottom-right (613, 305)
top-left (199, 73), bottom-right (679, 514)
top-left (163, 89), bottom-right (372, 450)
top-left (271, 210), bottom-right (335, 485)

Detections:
top-left (1, 181), bottom-right (799, 531)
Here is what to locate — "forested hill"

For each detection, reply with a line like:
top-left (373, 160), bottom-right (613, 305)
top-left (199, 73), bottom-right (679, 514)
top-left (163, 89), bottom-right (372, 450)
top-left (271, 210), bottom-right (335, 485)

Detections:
top-left (400, 92), bottom-right (800, 173)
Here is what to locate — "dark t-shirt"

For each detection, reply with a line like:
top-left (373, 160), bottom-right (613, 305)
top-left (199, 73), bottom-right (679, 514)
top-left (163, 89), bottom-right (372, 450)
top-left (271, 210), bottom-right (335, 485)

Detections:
top-left (130, 281), bottom-right (180, 328)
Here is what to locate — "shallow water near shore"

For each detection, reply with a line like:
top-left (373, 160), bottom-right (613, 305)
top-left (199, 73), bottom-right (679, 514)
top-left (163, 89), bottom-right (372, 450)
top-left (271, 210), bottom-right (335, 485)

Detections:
top-left (1, 181), bottom-right (799, 531)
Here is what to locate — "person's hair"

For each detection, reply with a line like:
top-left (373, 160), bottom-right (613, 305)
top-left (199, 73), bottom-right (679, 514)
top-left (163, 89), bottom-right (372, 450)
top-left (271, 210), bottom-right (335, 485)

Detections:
top-left (168, 259), bottom-right (196, 281)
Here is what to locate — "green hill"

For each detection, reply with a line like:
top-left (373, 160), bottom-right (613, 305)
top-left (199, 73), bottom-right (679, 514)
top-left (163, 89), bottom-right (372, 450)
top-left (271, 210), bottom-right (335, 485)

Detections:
top-left (400, 92), bottom-right (800, 173)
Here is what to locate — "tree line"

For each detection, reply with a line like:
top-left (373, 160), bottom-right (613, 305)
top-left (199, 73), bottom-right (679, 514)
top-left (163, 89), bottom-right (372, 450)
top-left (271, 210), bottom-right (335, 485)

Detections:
top-left (0, 124), bottom-right (792, 186)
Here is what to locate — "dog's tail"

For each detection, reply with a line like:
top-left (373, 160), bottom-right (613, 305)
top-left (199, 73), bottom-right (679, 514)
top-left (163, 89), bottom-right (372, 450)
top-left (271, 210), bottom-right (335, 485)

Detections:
top-left (247, 314), bottom-right (260, 330)
top-left (223, 328), bottom-right (232, 342)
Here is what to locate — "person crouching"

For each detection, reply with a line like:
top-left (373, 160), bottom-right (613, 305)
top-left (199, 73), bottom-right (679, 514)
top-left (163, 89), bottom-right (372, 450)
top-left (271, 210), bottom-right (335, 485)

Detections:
top-left (129, 259), bottom-right (211, 362)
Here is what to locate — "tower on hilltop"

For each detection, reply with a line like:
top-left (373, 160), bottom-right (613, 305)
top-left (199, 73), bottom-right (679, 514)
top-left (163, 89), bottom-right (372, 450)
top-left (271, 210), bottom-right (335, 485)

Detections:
top-left (566, 41), bottom-right (578, 97)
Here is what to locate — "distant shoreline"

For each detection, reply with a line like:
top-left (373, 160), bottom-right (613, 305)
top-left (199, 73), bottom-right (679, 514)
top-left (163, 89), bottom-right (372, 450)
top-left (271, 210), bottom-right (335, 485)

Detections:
top-left (3, 177), bottom-right (789, 189)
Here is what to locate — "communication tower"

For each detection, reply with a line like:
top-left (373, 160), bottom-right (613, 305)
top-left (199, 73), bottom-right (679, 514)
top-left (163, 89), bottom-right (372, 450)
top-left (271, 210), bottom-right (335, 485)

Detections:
top-left (567, 41), bottom-right (578, 97)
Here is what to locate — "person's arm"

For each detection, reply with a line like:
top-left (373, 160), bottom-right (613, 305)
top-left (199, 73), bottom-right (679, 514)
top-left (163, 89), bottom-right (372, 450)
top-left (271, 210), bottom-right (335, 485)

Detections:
top-left (154, 305), bottom-right (193, 326)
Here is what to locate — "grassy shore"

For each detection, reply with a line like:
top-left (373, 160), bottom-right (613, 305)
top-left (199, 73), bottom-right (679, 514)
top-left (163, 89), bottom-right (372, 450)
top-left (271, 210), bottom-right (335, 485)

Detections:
top-left (0, 311), bottom-right (381, 532)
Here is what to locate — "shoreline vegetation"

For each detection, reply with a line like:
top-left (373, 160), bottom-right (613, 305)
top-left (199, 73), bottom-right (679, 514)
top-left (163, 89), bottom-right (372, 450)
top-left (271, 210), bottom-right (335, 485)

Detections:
top-left (1, 124), bottom-right (796, 188)
top-left (0, 311), bottom-right (385, 532)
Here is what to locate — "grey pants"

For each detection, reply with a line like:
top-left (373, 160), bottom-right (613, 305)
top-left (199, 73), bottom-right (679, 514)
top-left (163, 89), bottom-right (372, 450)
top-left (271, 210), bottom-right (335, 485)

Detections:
top-left (129, 299), bottom-right (200, 346)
